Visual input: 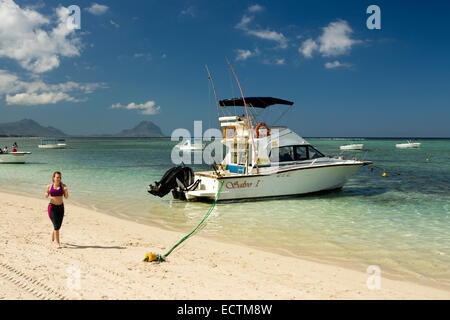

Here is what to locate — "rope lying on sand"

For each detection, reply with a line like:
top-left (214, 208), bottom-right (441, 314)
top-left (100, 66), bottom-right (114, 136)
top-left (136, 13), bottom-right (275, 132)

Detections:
top-left (143, 181), bottom-right (225, 263)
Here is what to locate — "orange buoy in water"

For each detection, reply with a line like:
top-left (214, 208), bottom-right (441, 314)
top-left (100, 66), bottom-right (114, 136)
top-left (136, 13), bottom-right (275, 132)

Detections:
top-left (382, 172), bottom-right (387, 177)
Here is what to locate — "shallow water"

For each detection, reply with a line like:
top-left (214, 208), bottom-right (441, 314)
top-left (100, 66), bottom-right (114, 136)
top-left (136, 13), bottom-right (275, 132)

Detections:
top-left (1, 137), bottom-right (449, 284)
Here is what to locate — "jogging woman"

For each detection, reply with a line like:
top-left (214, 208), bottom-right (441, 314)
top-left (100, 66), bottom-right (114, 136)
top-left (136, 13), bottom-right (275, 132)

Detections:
top-left (45, 172), bottom-right (69, 248)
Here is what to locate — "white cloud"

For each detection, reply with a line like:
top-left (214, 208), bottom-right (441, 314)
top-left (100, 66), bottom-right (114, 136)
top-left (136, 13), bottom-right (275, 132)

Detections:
top-left (109, 19), bottom-right (120, 28)
top-left (319, 20), bottom-right (359, 56)
top-left (235, 48), bottom-right (261, 61)
top-left (324, 60), bottom-right (352, 69)
top-left (261, 57), bottom-right (286, 66)
top-left (85, 3), bottom-right (109, 15)
top-left (235, 49), bottom-right (253, 61)
top-left (24, 1), bottom-right (45, 11)
top-left (236, 15), bottom-right (253, 30)
top-left (110, 100), bottom-right (161, 115)
top-left (247, 29), bottom-right (288, 49)
top-left (0, 69), bottom-right (19, 94)
top-left (0, 1), bottom-right (82, 73)
top-left (6, 92), bottom-right (76, 105)
top-left (299, 20), bottom-right (360, 58)
top-left (275, 58), bottom-right (285, 65)
top-left (133, 52), bottom-right (152, 60)
top-left (180, 6), bottom-right (196, 18)
top-left (0, 69), bottom-right (106, 105)
top-left (235, 14), bottom-right (288, 49)
top-left (248, 4), bottom-right (264, 13)
top-left (299, 38), bottom-right (318, 58)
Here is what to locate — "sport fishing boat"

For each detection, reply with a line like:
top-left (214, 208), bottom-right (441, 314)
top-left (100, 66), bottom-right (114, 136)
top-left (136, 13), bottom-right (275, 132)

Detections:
top-left (38, 139), bottom-right (67, 149)
top-left (396, 140), bottom-right (421, 148)
top-left (178, 138), bottom-right (206, 151)
top-left (0, 151), bottom-right (32, 164)
top-left (148, 96), bottom-right (371, 201)
top-left (340, 143), bottom-right (364, 150)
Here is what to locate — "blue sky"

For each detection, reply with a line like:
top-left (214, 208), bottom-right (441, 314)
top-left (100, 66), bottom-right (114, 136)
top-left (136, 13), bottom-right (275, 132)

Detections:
top-left (0, 0), bottom-right (449, 137)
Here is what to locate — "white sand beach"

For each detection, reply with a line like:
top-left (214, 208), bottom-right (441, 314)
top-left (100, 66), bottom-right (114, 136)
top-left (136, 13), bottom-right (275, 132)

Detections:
top-left (0, 190), bottom-right (449, 300)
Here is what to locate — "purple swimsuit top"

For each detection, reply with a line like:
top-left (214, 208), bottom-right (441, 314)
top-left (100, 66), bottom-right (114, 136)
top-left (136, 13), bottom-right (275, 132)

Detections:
top-left (50, 184), bottom-right (64, 197)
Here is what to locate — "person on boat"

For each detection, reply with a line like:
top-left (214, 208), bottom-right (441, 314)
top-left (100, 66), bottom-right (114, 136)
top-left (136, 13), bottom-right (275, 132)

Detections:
top-left (3, 146), bottom-right (8, 153)
top-left (45, 171), bottom-right (69, 249)
top-left (12, 142), bottom-right (17, 152)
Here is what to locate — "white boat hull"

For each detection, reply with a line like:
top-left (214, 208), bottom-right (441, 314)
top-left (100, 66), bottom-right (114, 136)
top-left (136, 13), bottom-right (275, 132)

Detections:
top-left (396, 143), bottom-right (420, 148)
top-left (340, 144), bottom-right (364, 150)
top-left (0, 152), bottom-right (31, 164)
top-left (178, 140), bottom-right (206, 151)
top-left (38, 143), bottom-right (66, 149)
top-left (185, 161), bottom-right (365, 201)
top-left (179, 145), bottom-right (204, 151)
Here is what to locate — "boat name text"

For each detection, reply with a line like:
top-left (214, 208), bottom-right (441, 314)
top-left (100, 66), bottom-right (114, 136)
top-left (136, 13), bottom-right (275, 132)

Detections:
top-left (226, 180), bottom-right (261, 189)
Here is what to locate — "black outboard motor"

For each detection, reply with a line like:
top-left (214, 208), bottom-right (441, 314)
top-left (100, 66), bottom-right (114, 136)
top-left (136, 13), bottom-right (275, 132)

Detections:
top-left (148, 166), bottom-right (197, 198)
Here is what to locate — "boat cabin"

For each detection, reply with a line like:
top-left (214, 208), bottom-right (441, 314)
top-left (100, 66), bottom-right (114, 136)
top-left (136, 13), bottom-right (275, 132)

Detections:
top-left (218, 97), bottom-right (326, 174)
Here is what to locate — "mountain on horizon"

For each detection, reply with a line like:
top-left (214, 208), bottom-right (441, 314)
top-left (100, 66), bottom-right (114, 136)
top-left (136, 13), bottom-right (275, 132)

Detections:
top-left (112, 120), bottom-right (165, 137)
top-left (0, 119), bottom-right (166, 137)
top-left (0, 119), bottom-right (67, 137)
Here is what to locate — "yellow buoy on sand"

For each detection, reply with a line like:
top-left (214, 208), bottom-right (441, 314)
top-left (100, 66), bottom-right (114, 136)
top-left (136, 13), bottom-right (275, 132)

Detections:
top-left (143, 253), bottom-right (158, 262)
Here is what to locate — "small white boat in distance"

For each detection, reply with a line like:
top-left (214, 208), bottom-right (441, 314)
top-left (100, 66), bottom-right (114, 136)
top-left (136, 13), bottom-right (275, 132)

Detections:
top-left (340, 143), bottom-right (364, 150)
top-left (178, 138), bottom-right (206, 151)
top-left (38, 139), bottom-right (67, 149)
top-left (0, 152), bottom-right (32, 164)
top-left (396, 141), bottom-right (421, 149)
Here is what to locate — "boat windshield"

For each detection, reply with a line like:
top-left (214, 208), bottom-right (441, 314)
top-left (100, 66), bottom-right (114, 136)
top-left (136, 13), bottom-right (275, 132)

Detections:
top-left (307, 145), bottom-right (324, 159)
top-left (269, 145), bottom-right (325, 162)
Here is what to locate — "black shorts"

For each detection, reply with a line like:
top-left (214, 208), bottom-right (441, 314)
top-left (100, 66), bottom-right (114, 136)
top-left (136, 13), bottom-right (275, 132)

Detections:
top-left (48, 203), bottom-right (64, 231)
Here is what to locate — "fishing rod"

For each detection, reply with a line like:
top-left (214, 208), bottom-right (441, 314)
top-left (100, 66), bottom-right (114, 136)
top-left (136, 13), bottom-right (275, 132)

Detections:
top-left (205, 65), bottom-right (221, 121)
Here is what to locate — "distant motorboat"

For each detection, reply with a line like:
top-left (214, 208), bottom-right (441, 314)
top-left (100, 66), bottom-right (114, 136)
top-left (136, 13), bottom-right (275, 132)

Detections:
top-left (340, 144), bottom-right (364, 150)
top-left (0, 152), bottom-right (32, 164)
top-left (396, 141), bottom-right (421, 149)
top-left (38, 139), bottom-right (66, 149)
top-left (178, 138), bottom-right (206, 151)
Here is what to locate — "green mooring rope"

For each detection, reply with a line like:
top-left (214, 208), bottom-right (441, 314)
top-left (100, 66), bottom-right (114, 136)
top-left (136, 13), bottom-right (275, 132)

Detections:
top-left (145, 180), bottom-right (224, 263)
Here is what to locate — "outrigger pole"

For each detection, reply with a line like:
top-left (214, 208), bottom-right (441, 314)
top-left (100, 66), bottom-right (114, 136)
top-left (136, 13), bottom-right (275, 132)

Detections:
top-left (205, 65), bottom-right (221, 120)
top-left (225, 57), bottom-right (258, 172)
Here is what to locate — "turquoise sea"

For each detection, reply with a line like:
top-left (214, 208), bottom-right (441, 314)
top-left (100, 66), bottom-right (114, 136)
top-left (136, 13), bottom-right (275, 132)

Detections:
top-left (1, 137), bottom-right (449, 287)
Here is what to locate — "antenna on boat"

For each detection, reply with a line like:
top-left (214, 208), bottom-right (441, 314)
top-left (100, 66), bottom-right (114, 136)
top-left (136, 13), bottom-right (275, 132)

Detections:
top-left (205, 65), bottom-right (221, 119)
top-left (225, 57), bottom-right (258, 172)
